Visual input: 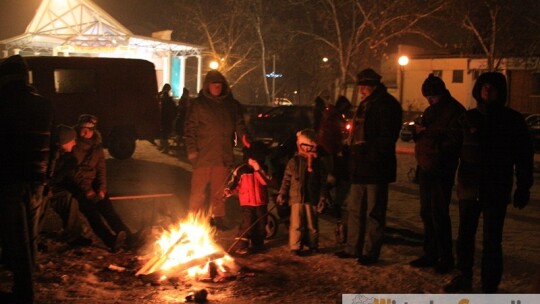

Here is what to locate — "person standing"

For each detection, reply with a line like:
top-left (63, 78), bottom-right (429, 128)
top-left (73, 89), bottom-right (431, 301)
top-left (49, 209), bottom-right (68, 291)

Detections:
top-left (173, 87), bottom-right (190, 150)
top-left (184, 70), bottom-right (249, 230)
top-left (409, 74), bottom-right (465, 274)
top-left (71, 114), bottom-right (132, 252)
top-left (0, 55), bottom-right (53, 303)
top-left (317, 95), bottom-right (352, 219)
top-left (158, 83), bottom-right (177, 153)
top-left (224, 141), bottom-right (273, 255)
top-left (334, 68), bottom-right (402, 265)
top-left (445, 72), bottom-right (534, 293)
top-left (277, 129), bottom-right (328, 256)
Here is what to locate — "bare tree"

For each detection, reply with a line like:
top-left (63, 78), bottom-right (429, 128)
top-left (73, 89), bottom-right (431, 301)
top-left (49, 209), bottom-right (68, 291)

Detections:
top-left (294, 0), bottom-right (447, 95)
top-left (447, 0), bottom-right (540, 71)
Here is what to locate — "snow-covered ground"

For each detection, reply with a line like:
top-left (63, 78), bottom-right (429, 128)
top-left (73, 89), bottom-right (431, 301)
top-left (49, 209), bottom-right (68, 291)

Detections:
top-left (1, 140), bottom-right (539, 303)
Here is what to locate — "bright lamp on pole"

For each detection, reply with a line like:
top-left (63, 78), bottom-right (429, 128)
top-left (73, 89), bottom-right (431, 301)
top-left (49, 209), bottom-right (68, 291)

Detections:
top-left (398, 55), bottom-right (409, 105)
top-left (398, 55), bottom-right (409, 67)
top-left (209, 61), bottom-right (219, 70)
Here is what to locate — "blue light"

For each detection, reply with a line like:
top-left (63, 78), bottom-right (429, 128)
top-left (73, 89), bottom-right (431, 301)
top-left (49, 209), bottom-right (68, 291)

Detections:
top-left (266, 72), bottom-right (283, 78)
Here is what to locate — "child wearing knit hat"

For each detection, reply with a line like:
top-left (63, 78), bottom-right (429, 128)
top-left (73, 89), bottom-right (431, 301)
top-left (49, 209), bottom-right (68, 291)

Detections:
top-left (277, 128), bottom-right (329, 256)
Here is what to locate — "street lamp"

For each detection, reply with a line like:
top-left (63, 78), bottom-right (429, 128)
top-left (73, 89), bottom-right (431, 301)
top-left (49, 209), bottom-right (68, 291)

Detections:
top-left (398, 55), bottom-right (409, 105)
top-left (209, 60), bottom-right (219, 70)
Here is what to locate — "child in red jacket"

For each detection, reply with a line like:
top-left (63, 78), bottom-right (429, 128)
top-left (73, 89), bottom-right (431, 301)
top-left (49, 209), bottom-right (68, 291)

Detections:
top-left (224, 141), bottom-right (273, 255)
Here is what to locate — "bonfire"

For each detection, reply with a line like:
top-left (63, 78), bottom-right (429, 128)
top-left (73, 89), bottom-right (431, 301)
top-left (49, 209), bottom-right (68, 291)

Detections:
top-left (136, 213), bottom-right (237, 283)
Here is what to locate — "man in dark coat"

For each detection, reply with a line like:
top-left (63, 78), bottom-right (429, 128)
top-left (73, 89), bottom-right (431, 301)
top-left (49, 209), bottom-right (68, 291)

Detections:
top-left (334, 68), bottom-right (402, 265)
top-left (445, 72), bottom-right (534, 293)
top-left (409, 74), bottom-right (465, 274)
top-left (184, 70), bottom-right (249, 230)
top-left (0, 54), bottom-right (53, 303)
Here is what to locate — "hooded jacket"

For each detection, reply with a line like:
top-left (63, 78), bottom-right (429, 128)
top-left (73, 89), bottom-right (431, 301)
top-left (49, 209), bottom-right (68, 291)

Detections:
top-left (184, 71), bottom-right (248, 168)
top-left (456, 72), bottom-right (533, 200)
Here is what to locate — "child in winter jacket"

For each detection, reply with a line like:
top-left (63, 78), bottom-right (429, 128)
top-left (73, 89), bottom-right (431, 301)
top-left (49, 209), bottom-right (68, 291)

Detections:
top-left (224, 141), bottom-right (273, 255)
top-left (277, 129), bottom-right (328, 256)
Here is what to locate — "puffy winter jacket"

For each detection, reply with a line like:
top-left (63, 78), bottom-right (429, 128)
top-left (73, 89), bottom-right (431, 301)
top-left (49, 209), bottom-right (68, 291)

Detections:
top-left (227, 163), bottom-right (271, 207)
top-left (278, 154), bottom-right (328, 205)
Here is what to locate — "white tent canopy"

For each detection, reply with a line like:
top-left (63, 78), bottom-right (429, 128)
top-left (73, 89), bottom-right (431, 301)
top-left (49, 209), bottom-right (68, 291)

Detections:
top-left (0, 0), bottom-right (203, 94)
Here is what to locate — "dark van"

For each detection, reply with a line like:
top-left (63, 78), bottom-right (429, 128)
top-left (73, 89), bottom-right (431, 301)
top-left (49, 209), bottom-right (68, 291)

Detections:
top-left (22, 56), bottom-right (160, 159)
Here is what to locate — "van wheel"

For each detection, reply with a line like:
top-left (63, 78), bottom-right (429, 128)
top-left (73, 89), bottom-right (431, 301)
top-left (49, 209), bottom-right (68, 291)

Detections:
top-left (108, 134), bottom-right (136, 159)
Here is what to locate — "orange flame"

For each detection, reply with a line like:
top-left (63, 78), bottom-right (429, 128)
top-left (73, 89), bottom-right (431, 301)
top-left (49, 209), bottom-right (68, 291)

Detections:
top-left (154, 213), bottom-right (234, 279)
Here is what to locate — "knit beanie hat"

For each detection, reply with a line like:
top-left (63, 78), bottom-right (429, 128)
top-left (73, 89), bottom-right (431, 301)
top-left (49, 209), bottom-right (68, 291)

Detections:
top-left (421, 73), bottom-right (446, 96)
top-left (296, 129), bottom-right (317, 172)
top-left (56, 124), bottom-right (76, 145)
top-left (77, 114), bottom-right (98, 129)
top-left (356, 68), bottom-right (382, 86)
top-left (297, 129), bottom-right (317, 151)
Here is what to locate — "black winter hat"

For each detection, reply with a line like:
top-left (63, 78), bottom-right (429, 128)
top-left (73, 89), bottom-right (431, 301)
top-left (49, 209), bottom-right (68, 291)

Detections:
top-left (422, 73), bottom-right (446, 96)
top-left (56, 124), bottom-right (76, 145)
top-left (356, 68), bottom-right (382, 86)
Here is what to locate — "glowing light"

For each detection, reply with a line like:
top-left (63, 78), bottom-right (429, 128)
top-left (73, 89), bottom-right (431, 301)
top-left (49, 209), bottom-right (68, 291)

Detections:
top-left (209, 61), bottom-right (219, 69)
top-left (398, 55), bottom-right (409, 66)
top-left (322, 57), bottom-right (329, 63)
top-left (265, 72), bottom-right (282, 78)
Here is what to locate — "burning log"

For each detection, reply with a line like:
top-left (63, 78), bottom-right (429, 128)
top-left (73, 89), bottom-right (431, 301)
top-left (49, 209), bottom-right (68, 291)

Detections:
top-left (136, 232), bottom-right (187, 276)
top-left (136, 213), bottom-right (238, 283)
top-left (165, 252), bottom-right (225, 275)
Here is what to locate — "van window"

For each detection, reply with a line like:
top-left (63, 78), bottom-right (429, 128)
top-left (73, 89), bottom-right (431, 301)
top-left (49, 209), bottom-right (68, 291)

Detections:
top-left (54, 69), bottom-right (96, 93)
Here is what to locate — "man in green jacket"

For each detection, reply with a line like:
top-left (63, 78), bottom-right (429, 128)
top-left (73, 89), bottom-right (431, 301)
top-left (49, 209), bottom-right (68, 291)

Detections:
top-left (184, 70), bottom-right (249, 230)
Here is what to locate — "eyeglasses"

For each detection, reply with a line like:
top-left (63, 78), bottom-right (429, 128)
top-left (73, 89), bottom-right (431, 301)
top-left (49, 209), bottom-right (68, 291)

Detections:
top-left (300, 143), bottom-right (315, 151)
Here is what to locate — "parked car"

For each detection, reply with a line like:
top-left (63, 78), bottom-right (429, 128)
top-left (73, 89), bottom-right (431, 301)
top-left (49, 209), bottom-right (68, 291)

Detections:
top-left (400, 114), bottom-right (422, 142)
top-left (525, 114), bottom-right (540, 151)
top-left (248, 105), bottom-right (313, 145)
top-left (273, 97), bottom-right (293, 106)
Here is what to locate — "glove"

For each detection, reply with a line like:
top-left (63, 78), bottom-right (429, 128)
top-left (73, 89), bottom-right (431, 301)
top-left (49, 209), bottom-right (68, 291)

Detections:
top-left (276, 194), bottom-right (286, 205)
top-left (317, 197), bottom-right (326, 214)
top-left (326, 174), bottom-right (336, 186)
top-left (248, 158), bottom-right (261, 171)
top-left (513, 188), bottom-right (530, 209)
top-left (86, 191), bottom-right (103, 204)
top-left (187, 151), bottom-right (198, 162)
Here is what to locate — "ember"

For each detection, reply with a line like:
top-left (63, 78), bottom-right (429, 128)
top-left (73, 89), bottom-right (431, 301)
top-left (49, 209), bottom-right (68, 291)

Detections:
top-left (136, 213), bottom-right (237, 282)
